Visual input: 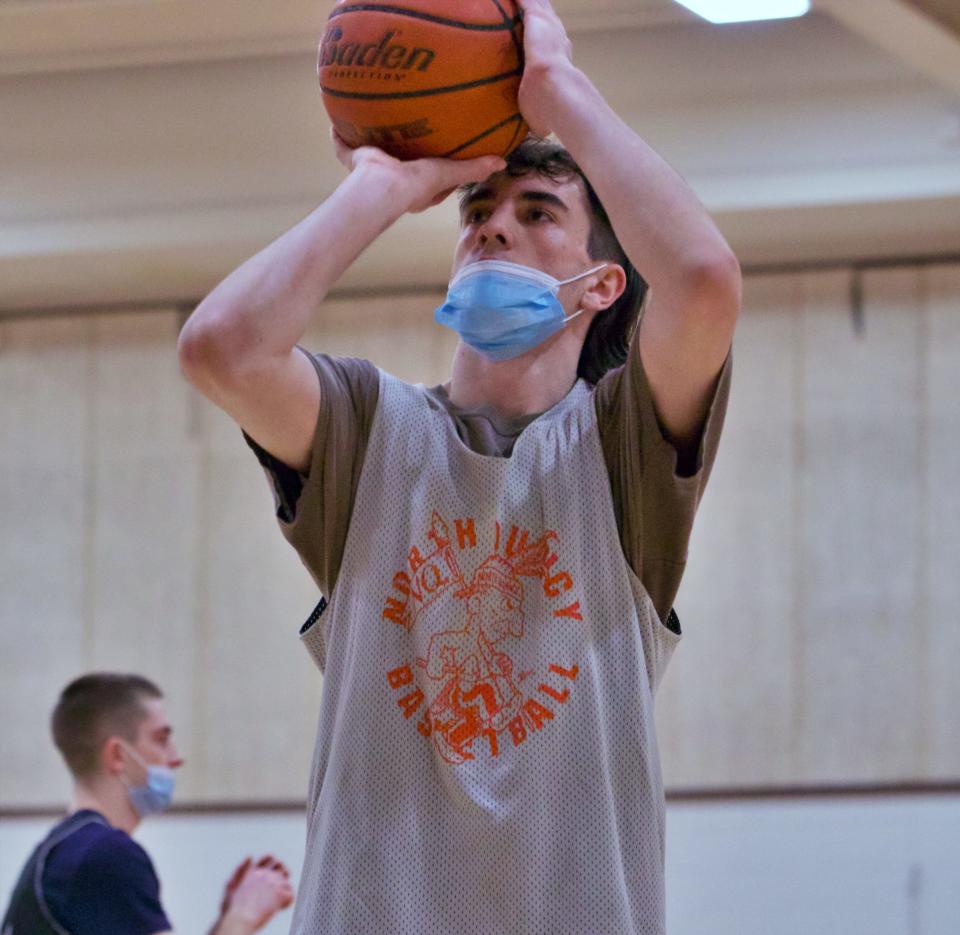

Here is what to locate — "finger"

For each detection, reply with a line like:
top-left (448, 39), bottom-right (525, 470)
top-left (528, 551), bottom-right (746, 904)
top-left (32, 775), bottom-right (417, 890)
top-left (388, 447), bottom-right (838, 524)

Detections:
top-left (427, 186), bottom-right (458, 209)
top-left (470, 153), bottom-right (508, 174)
top-left (330, 126), bottom-right (347, 153)
top-left (446, 155), bottom-right (507, 187)
top-left (329, 127), bottom-right (356, 167)
top-left (227, 857), bottom-right (252, 889)
top-left (516, 0), bottom-right (555, 14)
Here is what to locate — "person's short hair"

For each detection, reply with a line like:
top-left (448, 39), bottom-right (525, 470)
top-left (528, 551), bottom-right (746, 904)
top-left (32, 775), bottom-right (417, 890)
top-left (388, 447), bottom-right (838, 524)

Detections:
top-left (50, 673), bottom-right (163, 780)
top-left (459, 136), bottom-right (648, 384)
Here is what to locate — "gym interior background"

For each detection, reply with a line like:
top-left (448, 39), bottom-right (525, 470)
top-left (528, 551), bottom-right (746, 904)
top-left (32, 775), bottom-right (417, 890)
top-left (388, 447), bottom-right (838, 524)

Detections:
top-left (1, 1), bottom-right (958, 933)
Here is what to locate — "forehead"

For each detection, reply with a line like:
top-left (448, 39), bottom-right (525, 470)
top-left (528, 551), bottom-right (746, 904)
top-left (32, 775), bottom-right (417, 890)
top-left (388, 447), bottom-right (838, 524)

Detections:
top-left (136, 697), bottom-right (172, 738)
top-left (460, 171), bottom-right (590, 219)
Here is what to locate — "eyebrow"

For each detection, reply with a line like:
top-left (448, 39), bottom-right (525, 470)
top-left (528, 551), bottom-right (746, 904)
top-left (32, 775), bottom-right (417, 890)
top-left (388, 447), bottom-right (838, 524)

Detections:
top-left (460, 187), bottom-right (570, 219)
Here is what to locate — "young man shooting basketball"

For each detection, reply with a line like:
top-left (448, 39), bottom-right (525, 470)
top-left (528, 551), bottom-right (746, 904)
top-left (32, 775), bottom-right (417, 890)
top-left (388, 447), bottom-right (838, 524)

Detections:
top-left (178, 0), bottom-right (739, 931)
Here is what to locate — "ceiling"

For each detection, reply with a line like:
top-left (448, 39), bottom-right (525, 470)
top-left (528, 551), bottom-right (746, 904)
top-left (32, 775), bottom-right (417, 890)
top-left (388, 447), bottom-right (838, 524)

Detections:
top-left (1, 0), bottom-right (959, 312)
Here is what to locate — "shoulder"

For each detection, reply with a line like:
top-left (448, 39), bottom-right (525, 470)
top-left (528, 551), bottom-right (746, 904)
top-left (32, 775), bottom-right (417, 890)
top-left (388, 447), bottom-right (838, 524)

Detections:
top-left (305, 351), bottom-right (380, 408)
top-left (593, 344), bottom-right (732, 478)
top-left (42, 821), bottom-right (170, 935)
top-left (74, 826), bottom-right (157, 880)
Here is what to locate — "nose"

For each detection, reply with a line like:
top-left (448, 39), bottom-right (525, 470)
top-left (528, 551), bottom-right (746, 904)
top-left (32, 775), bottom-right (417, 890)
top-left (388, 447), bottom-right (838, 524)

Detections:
top-left (168, 746), bottom-right (185, 770)
top-left (475, 205), bottom-right (513, 254)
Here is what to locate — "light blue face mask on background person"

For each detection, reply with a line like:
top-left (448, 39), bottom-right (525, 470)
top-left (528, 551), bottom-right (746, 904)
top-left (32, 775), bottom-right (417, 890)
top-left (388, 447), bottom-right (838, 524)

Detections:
top-left (434, 259), bottom-right (608, 361)
top-left (120, 742), bottom-right (176, 817)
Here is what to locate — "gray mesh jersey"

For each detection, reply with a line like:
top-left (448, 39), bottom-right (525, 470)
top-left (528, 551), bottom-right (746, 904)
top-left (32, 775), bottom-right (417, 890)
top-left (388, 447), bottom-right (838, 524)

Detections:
top-left (292, 371), bottom-right (681, 935)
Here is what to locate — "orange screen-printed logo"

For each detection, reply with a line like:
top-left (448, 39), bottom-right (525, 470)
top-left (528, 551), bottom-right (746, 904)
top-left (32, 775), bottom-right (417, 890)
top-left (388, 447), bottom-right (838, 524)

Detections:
top-left (383, 511), bottom-right (582, 764)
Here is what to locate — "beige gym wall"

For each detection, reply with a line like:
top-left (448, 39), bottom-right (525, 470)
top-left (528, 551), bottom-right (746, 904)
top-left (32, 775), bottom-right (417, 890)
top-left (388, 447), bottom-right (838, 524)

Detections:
top-left (1, 264), bottom-right (957, 808)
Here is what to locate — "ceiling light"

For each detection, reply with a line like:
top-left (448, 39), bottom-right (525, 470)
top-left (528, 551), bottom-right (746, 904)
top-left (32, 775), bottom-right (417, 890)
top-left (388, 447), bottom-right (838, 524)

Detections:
top-left (673, 1), bottom-right (811, 24)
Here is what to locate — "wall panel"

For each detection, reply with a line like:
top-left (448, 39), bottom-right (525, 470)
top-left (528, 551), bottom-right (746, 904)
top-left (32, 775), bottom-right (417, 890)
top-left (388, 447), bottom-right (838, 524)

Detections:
top-left (84, 312), bottom-right (204, 793)
top-left (660, 273), bottom-right (803, 787)
top-left (0, 318), bottom-right (92, 806)
top-left (923, 265), bottom-right (960, 778)
top-left (192, 434), bottom-right (320, 801)
top-left (797, 269), bottom-right (923, 782)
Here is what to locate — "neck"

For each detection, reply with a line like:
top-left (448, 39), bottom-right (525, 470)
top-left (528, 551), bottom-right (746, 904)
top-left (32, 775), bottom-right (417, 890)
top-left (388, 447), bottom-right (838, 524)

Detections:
top-left (447, 333), bottom-right (582, 417)
top-left (71, 777), bottom-right (140, 835)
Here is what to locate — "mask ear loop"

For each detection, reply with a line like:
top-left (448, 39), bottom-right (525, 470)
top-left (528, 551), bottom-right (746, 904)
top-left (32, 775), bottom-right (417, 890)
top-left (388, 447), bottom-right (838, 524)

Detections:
top-left (114, 741), bottom-right (139, 796)
top-left (556, 263), bottom-right (609, 287)
top-left (558, 263), bottom-right (609, 325)
top-left (119, 740), bottom-right (148, 769)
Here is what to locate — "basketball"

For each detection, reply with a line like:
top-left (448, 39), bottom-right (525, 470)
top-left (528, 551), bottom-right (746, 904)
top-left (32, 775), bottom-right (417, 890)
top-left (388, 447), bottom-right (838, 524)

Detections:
top-left (318, 0), bottom-right (528, 161)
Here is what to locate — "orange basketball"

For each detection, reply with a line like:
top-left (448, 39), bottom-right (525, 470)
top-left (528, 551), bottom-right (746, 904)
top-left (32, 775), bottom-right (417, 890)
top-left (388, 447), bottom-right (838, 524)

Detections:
top-left (318, 0), bottom-right (528, 160)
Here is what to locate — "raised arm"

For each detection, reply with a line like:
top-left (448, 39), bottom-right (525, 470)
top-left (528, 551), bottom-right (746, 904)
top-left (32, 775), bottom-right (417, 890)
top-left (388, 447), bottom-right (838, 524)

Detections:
top-left (178, 140), bottom-right (505, 472)
top-left (516, 0), bottom-right (741, 459)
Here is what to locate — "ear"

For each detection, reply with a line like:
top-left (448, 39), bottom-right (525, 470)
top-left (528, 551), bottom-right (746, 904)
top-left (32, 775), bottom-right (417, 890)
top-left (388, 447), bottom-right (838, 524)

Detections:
top-left (581, 264), bottom-right (627, 315)
top-left (101, 736), bottom-right (126, 777)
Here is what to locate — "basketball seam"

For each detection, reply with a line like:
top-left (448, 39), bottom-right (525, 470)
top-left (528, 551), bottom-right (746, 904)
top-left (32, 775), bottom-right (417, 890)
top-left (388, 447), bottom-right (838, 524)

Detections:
top-left (328, 4), bottom-right (520, 31)
top-left (488, 0), bottom-right (511, 23)
top-left (321, 68), bottom-right (522, 101)
top-left (442, 112), bottom-right (524, 158)
top-left (488, 0), bottom-right (525, 94)
top-left (502, 110), bottom-right (526, 154)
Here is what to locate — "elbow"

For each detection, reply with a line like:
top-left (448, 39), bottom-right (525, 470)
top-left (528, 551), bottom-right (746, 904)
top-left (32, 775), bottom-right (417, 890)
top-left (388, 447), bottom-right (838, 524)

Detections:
top-left (681, 248), bottom-right (742, 326)
top-left (177, 303), bottom-right (245, 395)
top-left (176, 308), bottom-right (215, 392)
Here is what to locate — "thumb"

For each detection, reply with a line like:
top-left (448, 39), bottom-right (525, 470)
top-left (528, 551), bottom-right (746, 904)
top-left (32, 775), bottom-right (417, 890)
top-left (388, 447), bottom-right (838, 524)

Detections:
top-left (442, 154), bottom-right (507, 187)
top-left (228, 857), bottom-right (251, 888)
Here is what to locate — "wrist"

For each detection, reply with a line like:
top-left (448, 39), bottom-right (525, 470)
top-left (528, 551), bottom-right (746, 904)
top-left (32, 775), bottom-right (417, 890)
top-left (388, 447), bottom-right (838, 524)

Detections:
top-left (529, 65), bottom-right (617, 155)
top-left (347, 157), bottom-right (415, 214)
top-left (524, 58), bottom-right (583, 106)
top-left (521, 60), bottom-right (591, 138)
top-left (210, 908), bottom-right (256, 935)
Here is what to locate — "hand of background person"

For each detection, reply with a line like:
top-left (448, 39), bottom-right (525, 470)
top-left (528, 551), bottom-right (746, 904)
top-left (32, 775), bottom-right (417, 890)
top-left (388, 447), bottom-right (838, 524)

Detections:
top-left (212, 855), bottom-right (295, 935)
top-left (515, 0), bottom-right (576, 138)
top-left (331, 128), bottom-right (505, 214)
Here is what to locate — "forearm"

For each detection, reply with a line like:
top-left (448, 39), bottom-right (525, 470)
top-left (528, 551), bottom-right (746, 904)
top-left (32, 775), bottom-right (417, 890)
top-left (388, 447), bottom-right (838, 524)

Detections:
top-left (533, 63), bottom-right (737, 296)
top-left (181, 163), bottom-right (408, 368)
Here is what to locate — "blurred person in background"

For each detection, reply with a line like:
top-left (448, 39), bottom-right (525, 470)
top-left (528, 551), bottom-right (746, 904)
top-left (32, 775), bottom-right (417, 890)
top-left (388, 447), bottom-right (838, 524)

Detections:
top-left (1, 673), bottom-right (294, 935)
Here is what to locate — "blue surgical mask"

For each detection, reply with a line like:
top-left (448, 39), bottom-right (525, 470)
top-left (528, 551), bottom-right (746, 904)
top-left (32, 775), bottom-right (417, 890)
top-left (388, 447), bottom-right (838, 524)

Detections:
top-left (121, 744), bottom-right (176, 817)
top-left (434, 259), bottom-right (607, 361)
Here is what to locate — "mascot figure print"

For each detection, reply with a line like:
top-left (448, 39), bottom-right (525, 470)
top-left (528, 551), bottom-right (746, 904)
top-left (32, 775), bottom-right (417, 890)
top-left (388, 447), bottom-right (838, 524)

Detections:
top-left (383, 512), bottom-right (582, 765)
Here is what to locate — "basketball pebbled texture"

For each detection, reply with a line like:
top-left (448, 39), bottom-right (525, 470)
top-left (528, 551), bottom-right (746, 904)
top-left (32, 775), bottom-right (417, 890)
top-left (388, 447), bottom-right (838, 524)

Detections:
top-left (319, 0), bottom-right (528, 160)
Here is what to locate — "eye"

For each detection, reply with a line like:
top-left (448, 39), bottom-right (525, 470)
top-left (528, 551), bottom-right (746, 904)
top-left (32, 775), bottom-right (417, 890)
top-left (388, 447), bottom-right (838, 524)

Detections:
top-left (465, 206), bottom-right (490, 225)
top-left (526, 207), bottom-right (553, 223)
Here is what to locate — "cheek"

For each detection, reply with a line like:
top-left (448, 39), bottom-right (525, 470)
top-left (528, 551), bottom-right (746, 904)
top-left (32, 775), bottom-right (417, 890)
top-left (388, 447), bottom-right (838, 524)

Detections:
top-left (535, 229), bottom-right (586, 265)
top-left (452, 234), bottom-right (472, 268)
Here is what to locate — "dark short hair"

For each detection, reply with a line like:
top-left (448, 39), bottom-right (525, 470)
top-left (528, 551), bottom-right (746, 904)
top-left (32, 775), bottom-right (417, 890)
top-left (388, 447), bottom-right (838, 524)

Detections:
top-left (50, 673), bottom-right (163, 780)
top-left (459, 136), bottom-right (647, 383)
